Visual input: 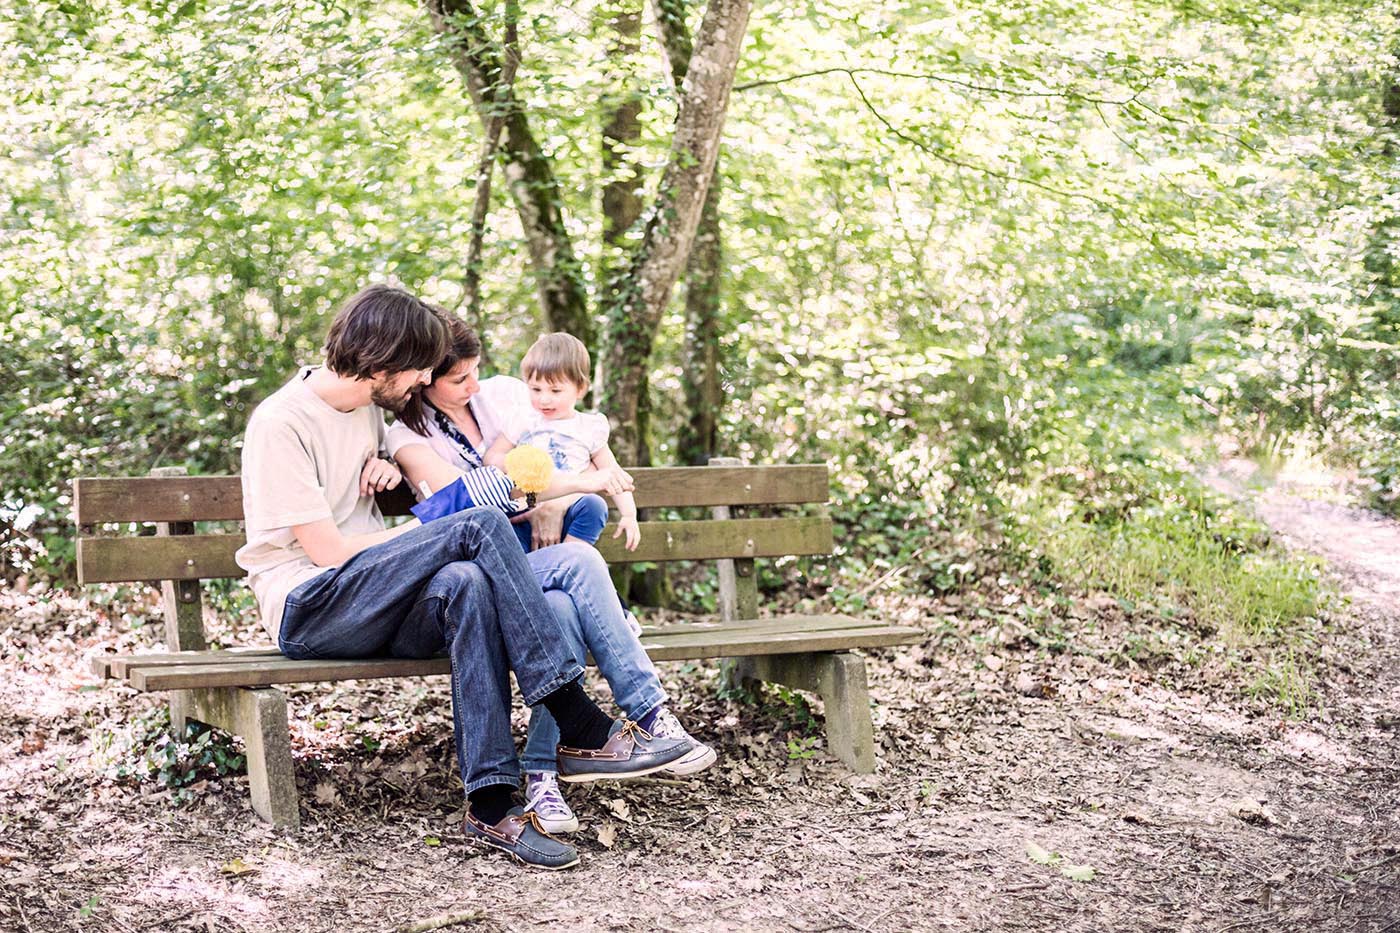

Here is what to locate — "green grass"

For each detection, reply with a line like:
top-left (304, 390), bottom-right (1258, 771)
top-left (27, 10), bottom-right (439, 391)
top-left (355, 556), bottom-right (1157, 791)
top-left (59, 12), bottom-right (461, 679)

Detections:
top-left (1045, 506), bottom-right (1322, 642)
top-left (1033, 487), bottom-right (1325, 712)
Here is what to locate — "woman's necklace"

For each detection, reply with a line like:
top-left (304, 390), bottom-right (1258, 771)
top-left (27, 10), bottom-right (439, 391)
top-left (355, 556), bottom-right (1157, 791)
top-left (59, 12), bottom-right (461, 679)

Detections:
top-left (432, 403), bottom-right (485, 470)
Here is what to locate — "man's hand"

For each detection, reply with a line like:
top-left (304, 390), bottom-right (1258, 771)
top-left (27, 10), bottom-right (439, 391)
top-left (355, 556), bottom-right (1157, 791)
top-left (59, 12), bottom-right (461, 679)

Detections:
top-left (613, 513), bottom-right (641, 551)
top-left (586, 465), bottom-right (633, 498)
top-left (360, 457), bottom-right (403, 497)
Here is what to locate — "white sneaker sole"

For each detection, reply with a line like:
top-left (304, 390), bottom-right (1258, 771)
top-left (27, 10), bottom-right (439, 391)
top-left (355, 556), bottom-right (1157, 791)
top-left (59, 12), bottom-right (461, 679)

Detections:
top-left (532, 813), bottom-right (579, 834)
top-left (663, 743), bottom-right (717, 776)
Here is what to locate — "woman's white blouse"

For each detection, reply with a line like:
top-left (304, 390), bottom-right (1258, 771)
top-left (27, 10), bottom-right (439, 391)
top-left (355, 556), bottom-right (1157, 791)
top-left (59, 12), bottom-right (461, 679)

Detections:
top-left (385, 375), bottom-right (530, 484)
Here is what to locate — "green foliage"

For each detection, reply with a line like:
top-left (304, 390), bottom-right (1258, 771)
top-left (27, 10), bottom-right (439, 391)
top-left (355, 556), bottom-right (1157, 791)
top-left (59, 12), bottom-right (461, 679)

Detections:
top-left (101, 707), bottom-right (246, 803)
top-left (1, 0), bottom-right (1394, 715)
top-left (720, 673), bottom-right (823, 737)
top-left (1039, 491), bottom-right (1323, 641)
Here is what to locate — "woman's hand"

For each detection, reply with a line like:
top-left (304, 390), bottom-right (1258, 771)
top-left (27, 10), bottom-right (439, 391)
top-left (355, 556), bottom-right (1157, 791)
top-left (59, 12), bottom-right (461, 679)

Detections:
top-left (518, 494), bottom-right (573, 549)
top-left (359, 457), bottom-right (403, 497)
top-left (586, 465), bottom-right (634, 498)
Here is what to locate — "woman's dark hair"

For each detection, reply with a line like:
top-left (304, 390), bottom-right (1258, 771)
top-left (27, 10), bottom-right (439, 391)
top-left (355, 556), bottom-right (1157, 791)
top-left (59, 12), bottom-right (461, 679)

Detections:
top-left (397, 309), bottom-right (483, 436)
top-left (324, 284), bottom-right (448, 380)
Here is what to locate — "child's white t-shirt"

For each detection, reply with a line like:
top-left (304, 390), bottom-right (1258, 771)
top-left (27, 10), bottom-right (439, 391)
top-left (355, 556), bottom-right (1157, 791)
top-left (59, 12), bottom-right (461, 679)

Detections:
top-left (510, 410), bottom-right (610, 473)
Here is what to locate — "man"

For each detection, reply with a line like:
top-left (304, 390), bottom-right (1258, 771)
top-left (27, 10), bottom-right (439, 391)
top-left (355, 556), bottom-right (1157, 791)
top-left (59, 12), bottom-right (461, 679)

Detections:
top-left (235, 284), bottom-right (689, 870)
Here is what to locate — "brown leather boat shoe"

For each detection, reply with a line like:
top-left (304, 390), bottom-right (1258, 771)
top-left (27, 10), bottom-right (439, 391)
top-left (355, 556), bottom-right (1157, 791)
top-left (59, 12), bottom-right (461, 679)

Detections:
top-left (556, 719), bottom-right (691, 783)
top-left (463, 807), bottom-right (580, 870)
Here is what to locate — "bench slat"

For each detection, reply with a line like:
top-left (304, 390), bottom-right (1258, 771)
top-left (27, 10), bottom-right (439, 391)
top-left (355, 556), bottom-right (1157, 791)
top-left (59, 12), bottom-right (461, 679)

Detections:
top-left (103, 647), bottom-right (286, 678)
top-left (93, 614), bottom-right (890, 678)
top-left (125, 623), bottom-right (922, 690)
top-left (92, 646), bottom-right (285, 679)
top-left (74, 465), bottom-right (829, 523)
top-left (77, 516), bottom-right (833, 583)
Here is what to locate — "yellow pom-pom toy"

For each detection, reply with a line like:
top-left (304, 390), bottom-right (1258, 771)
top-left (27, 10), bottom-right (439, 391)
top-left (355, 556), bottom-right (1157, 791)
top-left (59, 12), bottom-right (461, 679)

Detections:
top-left (503, 445), bottom-right (554, 508)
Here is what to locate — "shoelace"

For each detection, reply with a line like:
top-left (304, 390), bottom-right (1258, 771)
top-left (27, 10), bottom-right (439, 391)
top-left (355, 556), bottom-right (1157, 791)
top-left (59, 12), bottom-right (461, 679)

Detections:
top-left (650, 708), bottom-right (684, 739)
top-left (524, 776), bottom-right (571, 818)
top-left (508, 809), bottom-right (553, 837)
top-left (616, 719), bottom-right (657, 743)
top-left (472, 808), bottom-right (551, 837)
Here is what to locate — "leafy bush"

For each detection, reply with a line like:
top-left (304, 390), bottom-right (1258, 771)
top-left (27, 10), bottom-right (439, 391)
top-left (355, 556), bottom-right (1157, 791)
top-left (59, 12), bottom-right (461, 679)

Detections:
top-left (100, 707), bottom-right (246, 803)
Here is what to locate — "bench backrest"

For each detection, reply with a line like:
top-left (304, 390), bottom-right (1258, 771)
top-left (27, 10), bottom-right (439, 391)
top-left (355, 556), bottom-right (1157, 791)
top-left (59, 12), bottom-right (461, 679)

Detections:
top-left (74, 464), bottom-right (831, 586)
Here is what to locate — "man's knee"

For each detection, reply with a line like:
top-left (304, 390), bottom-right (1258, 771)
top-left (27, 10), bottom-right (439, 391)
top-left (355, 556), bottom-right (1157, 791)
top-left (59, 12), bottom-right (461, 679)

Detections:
top-left (428, 560), bottom-right (489, 598)
top-left (440, 504), bottom-right (513, 536)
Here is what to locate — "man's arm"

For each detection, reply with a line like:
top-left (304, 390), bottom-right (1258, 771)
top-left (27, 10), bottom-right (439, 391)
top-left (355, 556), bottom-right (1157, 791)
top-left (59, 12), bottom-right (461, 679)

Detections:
top-left (292, 516), bottom-right (421, 567)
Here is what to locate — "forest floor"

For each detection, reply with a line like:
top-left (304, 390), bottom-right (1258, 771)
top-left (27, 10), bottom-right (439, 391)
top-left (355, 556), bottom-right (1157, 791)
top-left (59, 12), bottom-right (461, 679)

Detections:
top-left (3, 467), bottom-right (1398, 932)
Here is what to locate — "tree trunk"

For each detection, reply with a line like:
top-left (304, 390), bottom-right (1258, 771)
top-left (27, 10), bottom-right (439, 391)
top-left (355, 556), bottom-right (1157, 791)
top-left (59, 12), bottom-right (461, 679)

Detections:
top-left (425, 0), bottom-right (593, 347)
top-left (600, 4), bottom-right (645, 274)
top-left (654, 0), bottom-right (724, 465)
top-left (678, 186), bottom-right (722, 463)
top-left (1363, 38), bottom-right (1400, 383)
top-left (600, 1), bottom-right (645, 374)
top-left (457, 1), bottom-right (519, 376)
top-left (600, 0), bottom-right (750, 465)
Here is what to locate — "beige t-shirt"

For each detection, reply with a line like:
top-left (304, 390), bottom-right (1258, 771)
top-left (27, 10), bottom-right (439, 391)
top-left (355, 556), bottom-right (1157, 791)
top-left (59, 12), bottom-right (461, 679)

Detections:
top-left (235, 367), bottom-right (388, 639)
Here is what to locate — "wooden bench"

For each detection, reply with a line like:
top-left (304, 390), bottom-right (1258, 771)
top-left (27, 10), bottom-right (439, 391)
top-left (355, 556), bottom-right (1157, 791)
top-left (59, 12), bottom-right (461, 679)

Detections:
top-left (76, 461), bottom-right (921, 828)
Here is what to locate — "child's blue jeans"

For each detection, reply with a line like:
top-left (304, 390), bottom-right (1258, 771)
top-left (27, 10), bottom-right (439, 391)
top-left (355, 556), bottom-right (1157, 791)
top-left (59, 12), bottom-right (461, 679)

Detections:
top-left (513, 493), bottom-right (608, 552)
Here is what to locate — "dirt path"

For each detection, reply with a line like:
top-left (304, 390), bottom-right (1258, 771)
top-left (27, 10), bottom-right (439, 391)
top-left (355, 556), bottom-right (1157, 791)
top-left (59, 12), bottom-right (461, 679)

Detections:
top-left (2, 478), bottom-right (1398, 932)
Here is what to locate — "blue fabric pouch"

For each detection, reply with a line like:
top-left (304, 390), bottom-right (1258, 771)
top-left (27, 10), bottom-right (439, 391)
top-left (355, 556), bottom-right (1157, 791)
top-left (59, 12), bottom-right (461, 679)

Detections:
top-left (410, 467), bottom-right (523, 523)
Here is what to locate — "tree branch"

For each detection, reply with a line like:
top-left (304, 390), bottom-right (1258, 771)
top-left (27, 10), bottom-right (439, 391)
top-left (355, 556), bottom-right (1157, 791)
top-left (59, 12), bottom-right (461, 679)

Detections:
top-left (737, 65), bottom-right (1263, 154)
top-left (736, 66), bottom-right (1153, 106)
top-left (843, 72), bottom-right (1188, 267)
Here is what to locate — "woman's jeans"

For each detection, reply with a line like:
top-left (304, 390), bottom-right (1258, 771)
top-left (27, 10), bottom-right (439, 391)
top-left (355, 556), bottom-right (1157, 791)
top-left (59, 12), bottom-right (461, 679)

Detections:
top-left (513, 493), bottom-right (608, 552)
top-left (519, 542), bottom-right (666, 773)
top-left (277, 507), bottom-right (664, 793)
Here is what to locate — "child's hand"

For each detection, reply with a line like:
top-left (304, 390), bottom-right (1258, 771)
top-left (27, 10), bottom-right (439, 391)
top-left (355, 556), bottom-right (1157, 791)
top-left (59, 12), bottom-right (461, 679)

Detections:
top-left (613, 514), bottom-right (641, 551)
top-left (360, 457), bottom-right (403, 497)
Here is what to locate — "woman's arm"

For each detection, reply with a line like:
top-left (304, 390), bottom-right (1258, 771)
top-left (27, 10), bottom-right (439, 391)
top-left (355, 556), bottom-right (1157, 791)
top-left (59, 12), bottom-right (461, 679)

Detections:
top-left (394, 439), bottom-right (633, 502)
top-left (482, 435), bottom-right (515, 470)
top-left (393, 442), bottom-right (467, 498)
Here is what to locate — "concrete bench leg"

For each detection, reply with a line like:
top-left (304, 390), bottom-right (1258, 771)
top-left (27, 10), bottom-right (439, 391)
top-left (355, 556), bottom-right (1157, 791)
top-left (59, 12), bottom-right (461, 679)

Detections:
top-left (184, 686), bottom-right (300, 829)
top-left (731, 651), bottom-right (876, 773)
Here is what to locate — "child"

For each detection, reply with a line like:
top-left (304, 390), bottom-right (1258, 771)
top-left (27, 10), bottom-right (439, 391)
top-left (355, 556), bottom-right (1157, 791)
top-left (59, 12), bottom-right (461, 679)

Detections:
top-left (485, 332), bottom-right (640, 555)
top-left (486, 334), bottom-right (713, 828)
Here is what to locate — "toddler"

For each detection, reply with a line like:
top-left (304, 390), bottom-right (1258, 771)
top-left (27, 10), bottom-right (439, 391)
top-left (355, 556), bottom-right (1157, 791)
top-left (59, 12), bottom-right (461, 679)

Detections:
top-left (485, 332), bottom-right (639, 554)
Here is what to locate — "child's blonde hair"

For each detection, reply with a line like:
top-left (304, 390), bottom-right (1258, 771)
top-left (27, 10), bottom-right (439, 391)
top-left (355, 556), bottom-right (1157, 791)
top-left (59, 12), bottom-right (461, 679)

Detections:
top-left (521, 332), bottom-right (590, 390)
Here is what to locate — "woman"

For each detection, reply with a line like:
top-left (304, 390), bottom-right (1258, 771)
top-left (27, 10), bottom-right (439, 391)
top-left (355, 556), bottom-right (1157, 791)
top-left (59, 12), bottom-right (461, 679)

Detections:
top-left (386, 315), bottom-right (715, 833)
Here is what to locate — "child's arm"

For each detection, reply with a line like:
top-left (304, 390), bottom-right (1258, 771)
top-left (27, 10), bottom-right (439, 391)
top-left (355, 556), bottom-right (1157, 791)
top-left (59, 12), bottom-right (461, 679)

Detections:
top-left (592, 446), bottom-right (640, 551)
top-left (482, 434), bottom-right (516, 470)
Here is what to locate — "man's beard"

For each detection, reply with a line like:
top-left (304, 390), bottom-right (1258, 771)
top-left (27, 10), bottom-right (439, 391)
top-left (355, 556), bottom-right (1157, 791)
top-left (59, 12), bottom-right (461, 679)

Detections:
top-left (371, 383), bottom-right (414, 413)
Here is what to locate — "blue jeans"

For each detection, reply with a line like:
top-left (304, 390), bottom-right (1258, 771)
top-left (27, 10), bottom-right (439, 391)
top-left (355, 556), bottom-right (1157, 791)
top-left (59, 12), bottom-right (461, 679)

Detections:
top-left (278, 507), bottom-right (588, 794)
top-left (513, 493), bottom-right (608, 552)
top-left (520, 543), bottom-right (666, 772)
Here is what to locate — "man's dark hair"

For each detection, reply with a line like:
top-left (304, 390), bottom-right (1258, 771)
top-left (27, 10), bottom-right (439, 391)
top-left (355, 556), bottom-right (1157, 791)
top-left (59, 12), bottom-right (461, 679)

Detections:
top-left (324, 284), bottom-right (448, 380)
top-left (398, 309), bottom-right (484, 436)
